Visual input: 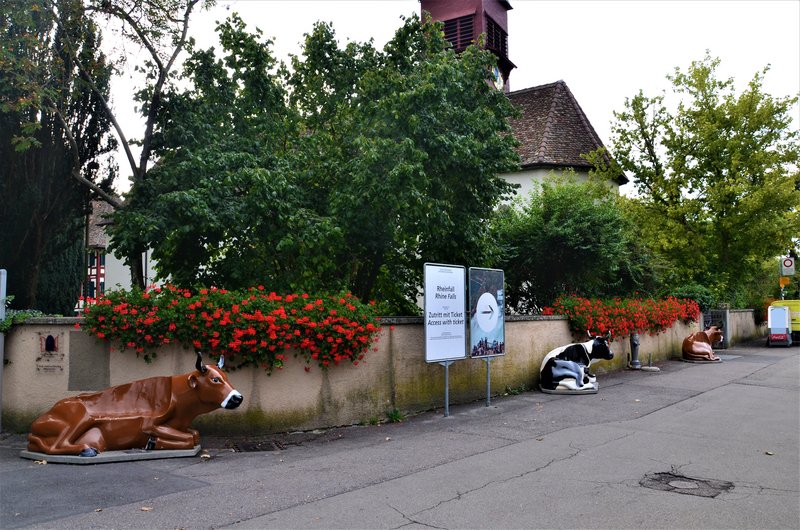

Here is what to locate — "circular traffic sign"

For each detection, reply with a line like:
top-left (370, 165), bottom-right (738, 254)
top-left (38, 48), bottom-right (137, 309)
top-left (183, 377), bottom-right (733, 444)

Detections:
top-left (784, 258), bottom-right (794, 268)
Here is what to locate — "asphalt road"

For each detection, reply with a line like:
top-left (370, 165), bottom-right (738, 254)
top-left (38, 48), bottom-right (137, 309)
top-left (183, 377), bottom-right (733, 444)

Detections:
top-left (1, 339), bottom-right (798, 529)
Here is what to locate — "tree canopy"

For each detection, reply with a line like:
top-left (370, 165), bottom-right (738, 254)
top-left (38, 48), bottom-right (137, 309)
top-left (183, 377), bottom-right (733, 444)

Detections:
top-left (599, 54), bottom-right (800, 304)
top-left (2, 0), bottom-right (211, 315)
top-left (0, 0), bottom-right (116, 313)
top-left (109, 14), bottom-right (520, 313)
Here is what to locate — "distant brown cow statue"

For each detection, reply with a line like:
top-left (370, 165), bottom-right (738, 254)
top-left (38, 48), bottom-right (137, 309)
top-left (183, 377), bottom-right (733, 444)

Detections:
top-left (682, 326), bottom-right (724, 362)
top-left (27, 351), bottom-right (243, 457)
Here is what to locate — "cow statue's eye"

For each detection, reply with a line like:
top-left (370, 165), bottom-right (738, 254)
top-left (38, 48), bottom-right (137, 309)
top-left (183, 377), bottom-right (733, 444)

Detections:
top-left (211, 377), bottom-right (221, 383)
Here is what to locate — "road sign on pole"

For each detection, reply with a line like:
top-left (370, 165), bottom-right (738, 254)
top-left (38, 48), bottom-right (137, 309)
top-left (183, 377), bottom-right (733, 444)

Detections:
top-left (780, 257), bottom-right (795, 276)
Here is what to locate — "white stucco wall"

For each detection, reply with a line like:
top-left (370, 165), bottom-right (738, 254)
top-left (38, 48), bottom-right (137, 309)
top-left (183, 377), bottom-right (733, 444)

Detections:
top-left (499, 168), bottom-right (622, 200)
top-left (104, 249), bottom-right (160, 291)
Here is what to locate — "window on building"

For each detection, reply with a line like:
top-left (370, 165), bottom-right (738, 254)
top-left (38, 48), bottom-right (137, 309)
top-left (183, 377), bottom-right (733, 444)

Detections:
top-left (485, 15), bottom-right (508, 57)
top-left (443, 15), bottom-right (475, 51)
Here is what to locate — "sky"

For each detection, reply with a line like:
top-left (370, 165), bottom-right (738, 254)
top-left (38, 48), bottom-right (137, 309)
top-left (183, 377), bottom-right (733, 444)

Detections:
top-left (109, 0), bottom-right (800, 193)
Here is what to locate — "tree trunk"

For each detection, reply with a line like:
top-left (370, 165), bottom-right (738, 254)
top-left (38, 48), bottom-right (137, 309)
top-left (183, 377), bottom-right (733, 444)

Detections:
top-left (130, 252), bottom-right (145, 290)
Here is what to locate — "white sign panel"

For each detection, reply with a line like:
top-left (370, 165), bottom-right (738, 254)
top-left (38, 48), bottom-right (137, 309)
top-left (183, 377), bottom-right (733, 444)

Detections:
top-left (424, 263), bottom-right (467, 363)
top-left (780, 257), bottom-right (795, 276)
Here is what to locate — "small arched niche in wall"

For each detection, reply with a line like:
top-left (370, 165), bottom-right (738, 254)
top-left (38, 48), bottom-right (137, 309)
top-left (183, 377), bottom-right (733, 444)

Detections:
top-left (36, 332), bottom-right (65, 373)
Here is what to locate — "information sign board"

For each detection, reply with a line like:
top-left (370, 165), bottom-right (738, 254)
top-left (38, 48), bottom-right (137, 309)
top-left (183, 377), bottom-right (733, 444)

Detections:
top-left (469, 268), bottom-right (505, 358)
top-left (424, 263), bottom-right (467, 363)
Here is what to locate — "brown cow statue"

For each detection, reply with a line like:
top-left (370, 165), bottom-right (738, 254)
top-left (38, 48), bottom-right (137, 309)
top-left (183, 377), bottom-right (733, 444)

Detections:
top-left (27, 351), bottom-right (243, 457)
top-left (682, 326), bottom-right (724, 362)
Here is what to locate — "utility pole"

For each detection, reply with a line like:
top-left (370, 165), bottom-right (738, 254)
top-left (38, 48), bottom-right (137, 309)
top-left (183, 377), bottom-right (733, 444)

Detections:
top-left (0, 269), bottom-right (7, 432)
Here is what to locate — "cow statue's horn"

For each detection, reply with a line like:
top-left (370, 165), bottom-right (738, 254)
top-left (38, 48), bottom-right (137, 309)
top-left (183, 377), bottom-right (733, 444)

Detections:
top-left (606, 330), bottom-right (612, 340)
top-left (217, 356), bottom-right (225, 369)
top-left (587, 330), bottom-right (592, 338)
top-left (195, 350), bottom-right (208, 374)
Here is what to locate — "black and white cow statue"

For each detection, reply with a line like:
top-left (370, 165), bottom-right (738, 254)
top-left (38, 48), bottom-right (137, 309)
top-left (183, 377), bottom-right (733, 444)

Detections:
top-left (539, 332), bottom-right (614, 394)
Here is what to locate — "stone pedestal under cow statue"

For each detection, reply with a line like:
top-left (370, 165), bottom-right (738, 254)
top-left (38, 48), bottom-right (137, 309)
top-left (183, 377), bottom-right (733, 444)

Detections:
top-left (539, 332), bottom-right (614, 394)
top-left (26, 351), bottom-right (243, 457)
top-left (682, 326), bottom-right (724, 363)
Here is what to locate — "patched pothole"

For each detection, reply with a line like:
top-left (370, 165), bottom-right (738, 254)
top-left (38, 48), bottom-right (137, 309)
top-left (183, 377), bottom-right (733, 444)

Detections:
top-left (640, 472), bottom-right (734, 498)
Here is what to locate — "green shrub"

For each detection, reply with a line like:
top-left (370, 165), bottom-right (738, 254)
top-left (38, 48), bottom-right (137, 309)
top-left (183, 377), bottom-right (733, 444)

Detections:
top-left (668, 284), bottom-right (716, 313)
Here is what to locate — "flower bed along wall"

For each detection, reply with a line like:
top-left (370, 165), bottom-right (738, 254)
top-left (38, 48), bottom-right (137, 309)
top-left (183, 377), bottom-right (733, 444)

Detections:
top-left (79, 285), bottom-right (383, 372)
top-left (541, 296), bottom-right (700, 338)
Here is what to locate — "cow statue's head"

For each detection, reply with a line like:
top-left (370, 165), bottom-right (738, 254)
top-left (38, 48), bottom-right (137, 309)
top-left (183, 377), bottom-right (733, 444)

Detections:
top-left (705, 325), bottom-right (724, 345)
top-left (193, 351), bottom-right (243, 410)
top-left (586, 331), bottom-right (614, 362)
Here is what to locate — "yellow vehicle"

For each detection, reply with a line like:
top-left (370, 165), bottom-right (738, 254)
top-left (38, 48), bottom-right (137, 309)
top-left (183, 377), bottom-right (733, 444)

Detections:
top-left (770, 300), bottom-right (800, 345)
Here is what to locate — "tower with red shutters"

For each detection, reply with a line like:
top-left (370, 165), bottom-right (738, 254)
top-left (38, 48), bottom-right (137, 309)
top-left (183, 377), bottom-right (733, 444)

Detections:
top-left (420, 0), bottom-right (515, 92)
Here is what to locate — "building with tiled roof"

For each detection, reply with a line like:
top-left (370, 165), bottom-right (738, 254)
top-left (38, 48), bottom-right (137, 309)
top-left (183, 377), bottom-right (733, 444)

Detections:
top-left (422, 0), bottom-right (627, 198)
top-left (86, 199), bottom-right (113, 249)
top-left (501, 80), bottom-right (628, 198)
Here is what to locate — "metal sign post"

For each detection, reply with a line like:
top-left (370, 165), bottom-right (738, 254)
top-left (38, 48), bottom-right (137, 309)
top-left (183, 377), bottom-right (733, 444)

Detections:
top-left (0, 269), bottom-right (7, 432)
top-left (439, 361), bottom-right (454, 416)
top-left (484, 357), bottom-right (492, 406)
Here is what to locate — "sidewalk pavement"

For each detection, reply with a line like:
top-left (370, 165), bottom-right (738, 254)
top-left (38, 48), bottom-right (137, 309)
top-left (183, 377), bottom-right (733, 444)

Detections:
top-left (1, 340), bottom-right (798, 529)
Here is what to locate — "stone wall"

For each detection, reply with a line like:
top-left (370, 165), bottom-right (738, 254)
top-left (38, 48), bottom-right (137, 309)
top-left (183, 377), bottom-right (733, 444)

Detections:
top-left (727, 310), bottom-right (765, 346)
top-left (0, 315), bottom-right (725, 434)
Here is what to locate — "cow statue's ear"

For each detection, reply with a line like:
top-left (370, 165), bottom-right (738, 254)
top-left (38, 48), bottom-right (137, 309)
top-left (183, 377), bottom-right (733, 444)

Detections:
top-left (188, 374), bottom-right (198, 389)
top-left (195, 350), bottom-right (208, 374)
